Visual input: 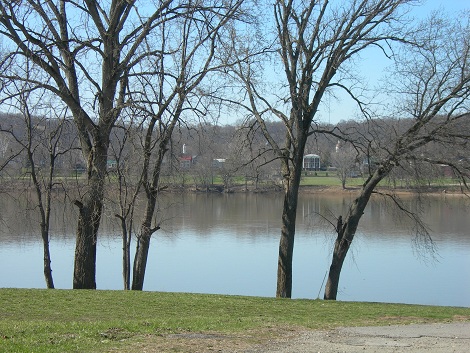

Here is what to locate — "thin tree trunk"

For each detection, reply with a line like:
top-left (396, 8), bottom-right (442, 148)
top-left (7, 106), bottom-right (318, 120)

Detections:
top-left (131, 229), bottom-right (152, 290)
top-left (132, 221), bottom-right (160, 290)
top-left (324, 167), bottom-right (388, 300)
top-left (27, 137), bottom-right (55, 289)
top-left (38, 183), bottom-right (54, 289)
top-left (116, 214), bottom-right (132, 290)
top-left (42, 236), bottom-right (54, 288)
top-left (323, 216), bottom-right (347, 300)
top-left (131, 169), bottom-right (161, 290)
top-left (124, 227), bottom-right (131, 290)
top-left (131, 108), bottom-right (178, 290)
top-left (122, 225), bottom-right (129, 290)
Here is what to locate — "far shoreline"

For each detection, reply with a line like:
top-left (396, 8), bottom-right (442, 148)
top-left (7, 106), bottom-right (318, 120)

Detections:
top-left (165, 183), bottom-right (468, 196)
top-left (1, 177), bottom-right (467, 197)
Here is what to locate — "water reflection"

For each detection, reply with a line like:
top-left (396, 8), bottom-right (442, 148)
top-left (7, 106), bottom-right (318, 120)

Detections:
top-left (0, 192), bottom-right (469, 307)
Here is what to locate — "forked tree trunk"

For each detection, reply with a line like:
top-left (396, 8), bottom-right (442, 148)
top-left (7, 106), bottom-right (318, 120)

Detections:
top-left (131, 231), bottom-right (150, 290)
top-left (323, 216), bottom-right (349, 300)
top-left (131, 112), bottom-right (177, 290)
top-left (324, 166), bottom-right (389, 300)
top-left (131, 210), bottom-right (160, 290)
top-left (131, 153), bottom-right (164, 290)
top-left (27, 142), bottom-right (55, 289)
top-left (115, 213), bottom-right (132, 290)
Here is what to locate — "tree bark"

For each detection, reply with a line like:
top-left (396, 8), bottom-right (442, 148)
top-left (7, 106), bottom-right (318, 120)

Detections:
top-left (132, 222), bottom-right (160, 290)
top-left (131, 140), bottom-right (167, 290)
top-left (25, 118), bottom-right (55, 289)
top-left (42, 237), bottom-right (54, 289)
top-left (276, 150), bottom-right (304, 298)
top-left (324, 166), bottom-right (389, 300)
top-left (73, 145), bottom-right (107, 289)
top-left (131, 230), bottom-right (151, 290)
top-left (123, 222), bottom-right (131, 291)
top-left (73, 199), bottom-right (101, 289)
top-left (276, 183), bottom-right (299, 298)
top-left (115, 213), bottom-right (132, 290)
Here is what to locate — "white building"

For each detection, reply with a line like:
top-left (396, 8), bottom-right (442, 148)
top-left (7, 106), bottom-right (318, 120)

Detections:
top-left (303, 154), bottom-right (321, 171)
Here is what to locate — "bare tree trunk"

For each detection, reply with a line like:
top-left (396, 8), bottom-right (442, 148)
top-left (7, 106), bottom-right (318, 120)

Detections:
top-left (123, 225), bottom-right (131, 290)
top-left (42, 235), bottom-right (54, 289)
top-left (131, 234), bottom-right (150, 290)
top-left (132, 209), bottom-right (160, 290)
top-left (324, 168), bottom-right (388, 300)
top-left (73, 198), bottom-right (101, 289)
top-left (21, 102), bottom-right (57, 289)
top-left (323, 215), bottom-right (347, 300)
top-left (73, 147), bottom-right (107, 289)
top-left (115, 213), bottom-right (132, 290)
top-left (276, 181), bottom-right (299, 298)
top-left (131, 144), bottom-right (167, 290)
top-left (32, 163), bottom-right (55, 289)
top-left (276, 152), bottom-right (304, 298)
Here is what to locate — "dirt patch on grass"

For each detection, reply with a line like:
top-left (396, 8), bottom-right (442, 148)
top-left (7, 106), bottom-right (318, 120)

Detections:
top-left (108, 320), bottom-right (470, 353)
top-left (110, 326), bottom-right (303, 353)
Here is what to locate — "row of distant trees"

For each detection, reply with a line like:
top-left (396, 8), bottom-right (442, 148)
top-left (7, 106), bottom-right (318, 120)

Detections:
top-left (0, 0), bottom-right (469, 301)
top-left (1, 112), bottom-right (465, 188)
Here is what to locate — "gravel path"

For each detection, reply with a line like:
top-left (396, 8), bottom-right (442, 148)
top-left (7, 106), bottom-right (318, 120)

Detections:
top-left (247, 322), bottom-right (470, 353)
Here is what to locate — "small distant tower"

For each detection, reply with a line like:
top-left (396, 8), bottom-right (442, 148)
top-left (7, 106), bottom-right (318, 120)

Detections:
top-left (335, 140), bottom-right (340, 153)
top-left (182, 143), bottom-right (186, 154)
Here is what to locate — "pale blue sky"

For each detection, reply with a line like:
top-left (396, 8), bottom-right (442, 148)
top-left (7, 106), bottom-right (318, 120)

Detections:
top-left (320, 0), bottom-right (469, 125)
top-left (222, 0), bottom-right (469, 126)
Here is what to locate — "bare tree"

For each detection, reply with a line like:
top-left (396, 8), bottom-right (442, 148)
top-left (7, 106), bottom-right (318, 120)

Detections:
top-left (229, 0), bottom-right (413, 298)
top-left (0, 0), bottom-right (189, 288)
top-left (324, 13), bottom-right (470, 300)
top-left (105, 0), bottom-right (248, 290)
top-left (331, 143), bottom-right (359, 189)
top-left (0, 68), bottom-right (77, 288)
top-left (108, 116), bottom-right (143, 290)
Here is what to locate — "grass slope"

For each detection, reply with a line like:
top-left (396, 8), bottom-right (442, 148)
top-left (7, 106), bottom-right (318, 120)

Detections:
top-left (0, 289), bottom-right (469, 352)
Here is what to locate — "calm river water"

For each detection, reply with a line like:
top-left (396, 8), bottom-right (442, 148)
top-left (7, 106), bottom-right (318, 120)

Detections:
top-left (1, 191), bottom-right (469, 307)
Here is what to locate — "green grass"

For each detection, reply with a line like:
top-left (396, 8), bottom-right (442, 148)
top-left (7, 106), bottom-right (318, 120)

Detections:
top-left (0, 289), bottom-right (468, 353)
top-left (300, 174), bottom-right (365, 187)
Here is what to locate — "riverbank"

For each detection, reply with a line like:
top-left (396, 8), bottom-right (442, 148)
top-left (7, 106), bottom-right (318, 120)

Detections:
top-left (2, 173), bottom-right (466, 196)
top-left (172, 183), bottom-right (467, 196)
top-left (0, 289), bottom-right (468, 352)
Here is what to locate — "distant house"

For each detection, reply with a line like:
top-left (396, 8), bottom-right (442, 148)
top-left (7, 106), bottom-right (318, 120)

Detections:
top-left (107, 159), bottom-right (117, 171)
top-left (303, 154), bottom-right (320, 171)
top-left (439, 164), bottom-right (454, 177)
top-left (179, 155), bottom-right (193, 169)
top-left (212, 158), bottom-right (226, 169)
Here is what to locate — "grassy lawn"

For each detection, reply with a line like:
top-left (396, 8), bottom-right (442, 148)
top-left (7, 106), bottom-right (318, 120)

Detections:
top-left (6, 172), bottom-right (460, 192)
top-left (0, 289), bottom-right (469, 353)
top-left (300, 174), bottom-right (365, 187)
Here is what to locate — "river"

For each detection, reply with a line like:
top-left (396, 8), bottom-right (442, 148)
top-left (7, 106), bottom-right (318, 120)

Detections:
top-left (0, 191), bottom-right (469, 307)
